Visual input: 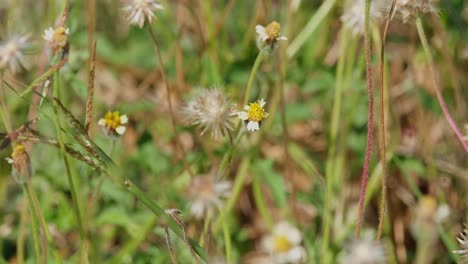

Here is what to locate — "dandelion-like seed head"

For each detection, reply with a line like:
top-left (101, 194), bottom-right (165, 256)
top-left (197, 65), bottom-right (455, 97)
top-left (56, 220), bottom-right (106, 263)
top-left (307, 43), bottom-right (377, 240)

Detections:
top-left (256, 21), bottom-right (287, 51)
top-left (182, 88), bottom-right (237, 141)
top-left (341, 0), bottom-right (384, 35)
top-left (261, 221), bottom-right (306, 264)
top-left (43, 26), bottom-right (69, 53)
top-left (122, 0), bottom-right (163, 28)
top-left (237, 98), bottom-right (269, 132)
top-left (0, 34), bottom-right (31, 73)
top-left (340, 232), bottom-right (386, 264)
top-left (98, 111), bottom-right (128, 137)
top-left (5, 143), bottom-right (32, 184)
top-left (187, 175), bottom-right (231, 219)
top-left (393, 0), bottom-right (439, 22)
top-left (454, 228), bottom-right (468, 261)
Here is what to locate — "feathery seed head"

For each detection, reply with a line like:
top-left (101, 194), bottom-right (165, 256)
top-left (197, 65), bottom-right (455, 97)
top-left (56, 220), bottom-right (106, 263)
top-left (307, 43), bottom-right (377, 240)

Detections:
top-left (187, 175), bottom-right (232, 219)
top-left (340, 232), bottom-right (386, 264)
top-left (122, 0), bottom-right (163, 28)
top-left (0, 34), bottom-right (31, 73)
top-left (393, 0), bottom-right (439, 22)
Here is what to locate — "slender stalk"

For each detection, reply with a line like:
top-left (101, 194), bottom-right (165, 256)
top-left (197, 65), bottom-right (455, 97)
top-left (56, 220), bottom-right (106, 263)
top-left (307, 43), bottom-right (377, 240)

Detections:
top-left (22, 184), bottom-right (42, 263)
top-left (17, 198), bottom-right (27, 264)
top-left (376, 0), bottom-right (397, 240)
top-left (252, 174), bottom-right (273, 229)
top-left (356, 0), bottom-right (374, 239)
top-left (415, 17), bottom-right (468, 152)
top-left (147, 26), bottom-right (195, 176)
top-left (286, 0), bottom-right (337, 58)
top-left (52, 72), bottom-right (89, 263)
top-left (223, 221), bottom-right (232, 264)
top-left (322, 27), bottom-right (348, 258)
top-left (25, 183), bottom-right (49, 264)
top-left (243, 50), bottom-right (264, 106)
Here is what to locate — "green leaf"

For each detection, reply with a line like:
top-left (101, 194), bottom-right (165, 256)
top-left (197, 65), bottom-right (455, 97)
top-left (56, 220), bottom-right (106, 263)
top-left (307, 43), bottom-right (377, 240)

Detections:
top-left (253, 159), bottom-right (287, 208)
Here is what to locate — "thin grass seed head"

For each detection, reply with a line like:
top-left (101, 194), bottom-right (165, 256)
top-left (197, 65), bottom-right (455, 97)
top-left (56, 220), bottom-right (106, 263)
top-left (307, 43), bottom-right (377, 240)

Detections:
top-left (261, 221), bottom-right (306, 264)
top-left (392, 0), bottom-right (439, 22)
top-left (341, 0), bottom-right (384, 36)
top-left (122, 0), bottom-right (163, 28)
top-left (454, 228), bottom-right (468, 261)
top-left (339, 232), bottom-right (386, 264)
top-left (187, 175), bottom-right (232, 220)
top-left (256, 21), bottom-right (287, 51)
top-left (182, 88), bottom-right (237, 141)
top-left (5, 143), bottom-right (32, 184)
top-left (98, 111), bottom-right (128, 137)
top-left (237, 98), bottom-right (269, 132)
top-left (0, 34), bottom-right (32, 74)
top-left (43, 26), bottom-right (69, 54)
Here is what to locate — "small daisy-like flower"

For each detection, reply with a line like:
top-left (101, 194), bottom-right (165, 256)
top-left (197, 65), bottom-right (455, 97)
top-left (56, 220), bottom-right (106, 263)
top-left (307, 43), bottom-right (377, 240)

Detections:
top-left (187, 175), bottom-right (231, 219)
top-left (339, 232), bottom-right (386, 264)
top-left (261, 221), bottom-right (306, 264)
top-left (393, 0), bottom-right (439, 23)
top-left (122, 0), bottom-right (163, 28)
top-left (0, 34), bottom-right (31, 73)
top-left (341, 0), bottom-right (384, 35)
top-left (98, 111), bottom-right (128, 136)
top-left (182, 88), bottom-right (237, 141)
top-left (454, 228), bottom-right (468, 261)
top-left (43, 26), bottom-right (69, 53)
top-left (237, 98), bottom-right (269, 132)
top-left (256, 21), bottom-right (287, 51)
top-left (5, 143), bottom-right (32, 184)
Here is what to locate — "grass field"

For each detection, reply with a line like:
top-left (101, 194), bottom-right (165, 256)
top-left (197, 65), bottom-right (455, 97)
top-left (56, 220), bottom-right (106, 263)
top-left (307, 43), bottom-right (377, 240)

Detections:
top-left (0, 0), bottom-right (467, 263)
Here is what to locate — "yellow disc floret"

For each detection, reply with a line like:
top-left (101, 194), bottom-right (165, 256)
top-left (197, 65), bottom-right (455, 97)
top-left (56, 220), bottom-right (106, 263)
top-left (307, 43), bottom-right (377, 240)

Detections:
top-left (273, 235), bottom-right (292, 253)
top-left (265, 21), bottom-right (281, 40)
top-left (247, 101), bottom-right (268, 122)
top-left (103, 111), bottom-right (122, 130)
top-left (12, 143), bottom-right (26, 159)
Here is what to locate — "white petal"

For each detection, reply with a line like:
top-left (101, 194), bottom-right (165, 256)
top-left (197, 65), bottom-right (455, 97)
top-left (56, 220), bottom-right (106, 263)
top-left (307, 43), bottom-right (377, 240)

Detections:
top-left (116, 126), bottom-right (126, 135)
top-left (5, 158), bottom-right (13, 164)
top-left (43, 28), bottom-right (54, 41)
top-left (277, 36), bottom-right (288, 41)
top-left (120, 115), bottom-right (128, 124)
top-left (275, 222), bottom-right (302, 244)
top-left (259, 98), bottom-right (267, 107)
top-left (98, 118), bottom-right (106, 126)
top-left (65, 28), bottom-right (70, 35)
top-left (244, 105), bottom-right (250, 111)
top-left (246, 121), bottom-right (259, 131)
top-left (261, 235), bottom-right (274, 252)
top-left (255, 25), bottom-right (268, 42)
top-left (237, 111), bottom-right (248, 121)
top-left (286, 246), bottom-right (306, 263)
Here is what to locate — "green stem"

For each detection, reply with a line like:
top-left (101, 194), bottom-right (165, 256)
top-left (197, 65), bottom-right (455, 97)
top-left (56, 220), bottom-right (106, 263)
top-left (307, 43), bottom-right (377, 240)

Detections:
top-left (213, 159), bottom-right (250, 232)
top-left (252, 174), bottom-right (273, 229)
top-left (322, 28), bottom-right (348, 260)
top-left (223, 221), bottom-right (232, 264)
top-left (286, 0), bottom-right (337, 58)
top-left (22, 184), bottom-right (42, 263)
top-left (52, 72), bottom-right (89, 263)
top-left (243, 50), bottom-right (264, 106)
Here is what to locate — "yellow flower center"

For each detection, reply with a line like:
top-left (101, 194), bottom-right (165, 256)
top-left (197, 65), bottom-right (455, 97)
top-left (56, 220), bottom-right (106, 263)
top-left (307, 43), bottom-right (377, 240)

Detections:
top-left (265, 21), bottom-right (281, 40)
top-left (273, 235), bottom-right (292, 253)
top-left (52, 27), bottom-right (68, 49)
top-left (104, 111), bottom-right (122, 130)
top-left (12, 144), bottom-right (26, 159)
top-left (247, 102), bottom-right (268, 122)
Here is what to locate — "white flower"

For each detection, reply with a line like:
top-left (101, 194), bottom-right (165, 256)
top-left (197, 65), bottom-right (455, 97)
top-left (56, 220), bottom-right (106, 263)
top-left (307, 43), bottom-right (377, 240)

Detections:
top-left (454, 228), bottom-right (468, 261)
top-left (0, 34), bottom-right (31, 73)
top-left (43, 26), bottom-right (69, 53)
top-left (339, 232), bottom-right (386, 264)
top-left (341, 0), bottom-right (384, 35)
top-left (187, 175), bottom-right (232, 219)
top-left (98, 111), bottom-right (128, 136)
top-left (182, 88), bottom-right (237, 141)
top-left (256, 21), bottom-right (287, 51)
top-left (122, 0), bottom-right (163, 28)
top-left (261, 221), bottom-right (306, 264)
top-left (237, 98), bottom-right (269, 132)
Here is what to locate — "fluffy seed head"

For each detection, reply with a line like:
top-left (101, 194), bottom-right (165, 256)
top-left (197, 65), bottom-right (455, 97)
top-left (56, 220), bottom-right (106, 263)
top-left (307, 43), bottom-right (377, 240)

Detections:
top-left (340, 232), bottom-right (386, 264)
top-left (0, 34), bottom-right (31, 73)
top-left (393, 0), bottom-right (439, 22)
top-left (122, 0), bottom-right (164, 28)
top-left (454, 228), bottom-right (468, 261)
top-left (182, 88), bottom-right (237, 141)
top-left (341, 0), bottom-right (384, 35)
top-left (187, 175), bottom-right (232, 219)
